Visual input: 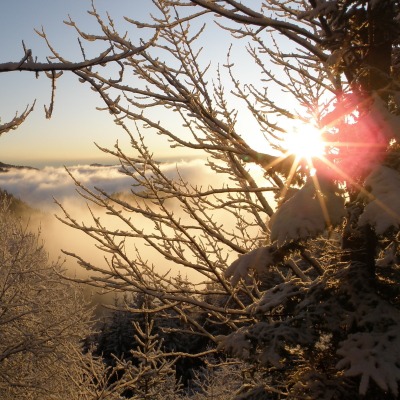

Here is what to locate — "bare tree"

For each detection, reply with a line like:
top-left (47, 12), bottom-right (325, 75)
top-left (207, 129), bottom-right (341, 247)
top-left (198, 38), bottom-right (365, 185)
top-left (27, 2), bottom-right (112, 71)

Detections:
top-left (17, 0), bottom-right (400, 398)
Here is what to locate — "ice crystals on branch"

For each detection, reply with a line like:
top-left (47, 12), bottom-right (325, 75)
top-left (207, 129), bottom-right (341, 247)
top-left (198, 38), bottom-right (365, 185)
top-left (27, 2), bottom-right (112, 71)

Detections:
top-left (269, 178), bottom-right (345, 247)
top-left (358, 165), bottom-right (400, 234)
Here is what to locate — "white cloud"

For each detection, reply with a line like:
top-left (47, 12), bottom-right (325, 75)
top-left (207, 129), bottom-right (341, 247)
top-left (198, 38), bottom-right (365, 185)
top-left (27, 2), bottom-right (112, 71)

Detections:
top-left (0, 164), bottom-right (127, 208)
top-left (0, 159), bottom-right (225, 210)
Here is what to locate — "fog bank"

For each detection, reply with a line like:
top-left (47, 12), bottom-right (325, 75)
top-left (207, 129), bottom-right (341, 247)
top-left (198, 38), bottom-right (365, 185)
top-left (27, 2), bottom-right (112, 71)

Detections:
top-left (1, 160), bottom-right (268, 292)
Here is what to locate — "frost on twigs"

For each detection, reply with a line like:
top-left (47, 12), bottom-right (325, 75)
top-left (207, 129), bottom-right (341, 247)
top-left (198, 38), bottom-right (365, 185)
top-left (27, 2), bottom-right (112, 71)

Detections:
top-left (225, 247), bottom-right (274, 286)
top-left (0, 103), bottom-right (35, 136)
top-left (358, 165), bottom-right (400, 234)
top-left (270, 179), bottom-right (345, 247)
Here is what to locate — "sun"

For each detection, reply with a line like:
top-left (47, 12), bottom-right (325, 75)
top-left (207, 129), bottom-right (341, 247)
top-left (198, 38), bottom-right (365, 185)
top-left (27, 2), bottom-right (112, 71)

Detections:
top-left (284, 121), bottom-right (326, 161)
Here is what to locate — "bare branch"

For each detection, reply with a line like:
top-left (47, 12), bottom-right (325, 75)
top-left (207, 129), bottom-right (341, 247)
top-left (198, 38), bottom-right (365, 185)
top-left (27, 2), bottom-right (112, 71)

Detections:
top-left (0, 103), bottom-right (35, 136)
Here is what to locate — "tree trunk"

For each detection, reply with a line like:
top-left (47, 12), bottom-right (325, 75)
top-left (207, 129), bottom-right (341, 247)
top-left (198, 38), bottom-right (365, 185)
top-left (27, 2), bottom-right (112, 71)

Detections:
top-left (342, 0), bottom-right (394, 280)
top-left (362, 0), bottom-right (394, 94)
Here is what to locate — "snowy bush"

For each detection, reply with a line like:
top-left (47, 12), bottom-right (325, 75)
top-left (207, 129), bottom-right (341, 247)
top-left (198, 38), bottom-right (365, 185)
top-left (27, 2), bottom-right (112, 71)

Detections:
top-left (0, 196), bottom-right (92, 399)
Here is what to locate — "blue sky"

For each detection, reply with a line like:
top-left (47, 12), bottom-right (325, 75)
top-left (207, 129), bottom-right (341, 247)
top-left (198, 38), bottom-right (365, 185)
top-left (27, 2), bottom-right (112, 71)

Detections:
top-left (0, 1), bottom-right (167, 167)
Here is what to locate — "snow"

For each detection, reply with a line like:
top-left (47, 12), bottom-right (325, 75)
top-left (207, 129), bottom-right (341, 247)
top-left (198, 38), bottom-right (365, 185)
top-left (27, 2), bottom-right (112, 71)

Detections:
top-left (221, 256), bottom-right (400, 397)
top-left (269, 178), bottom-right (345, 247)
top-left (333, 260), bottom-right (400, 396)
top-left (358, 165), bottom-right (400, 234)
top-left (368, 94), bottom-right (400, 142)
top-left (224, 247), bottom-right (274, 286)
top-left (216, 328), bottom-right (251, 360)
top-left (246, 280), bottom-right (305, 314)
top-left (336, 328), bottom-right (400, 396)
top-left (376, 243), bottom-right (397, 267)
top-left (217, 321), bottom-right (304, 369)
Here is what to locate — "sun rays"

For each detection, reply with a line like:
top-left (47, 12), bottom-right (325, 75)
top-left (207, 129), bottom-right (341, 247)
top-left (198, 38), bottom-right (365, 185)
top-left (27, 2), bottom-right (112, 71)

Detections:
top-left (284, 122), bottom-right (326, 162)
top-left (267, 108), bottom-right (400, 235)
top-left (252, 97), bottom-right (400, 237)
top-left (279, 120), bottom-right (338, 230)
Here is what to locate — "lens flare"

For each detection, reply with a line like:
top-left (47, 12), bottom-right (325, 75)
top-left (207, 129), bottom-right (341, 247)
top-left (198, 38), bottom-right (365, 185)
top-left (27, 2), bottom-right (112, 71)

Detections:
top-left (284, 122), bottom-right (326, 160)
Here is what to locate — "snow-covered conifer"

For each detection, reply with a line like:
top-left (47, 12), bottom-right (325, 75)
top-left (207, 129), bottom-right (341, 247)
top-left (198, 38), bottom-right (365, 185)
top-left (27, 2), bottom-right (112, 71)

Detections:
top-left (6, 0), bottom-right (399, 398)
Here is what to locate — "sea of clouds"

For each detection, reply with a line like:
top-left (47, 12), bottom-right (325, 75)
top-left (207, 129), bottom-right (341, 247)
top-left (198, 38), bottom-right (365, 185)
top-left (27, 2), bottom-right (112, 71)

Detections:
top-left (1, 159), bottom-right (255, 280)
top-left (0, 160), bottom-right (218, 210)
top-left (0, 159), bottom-right (272, 300)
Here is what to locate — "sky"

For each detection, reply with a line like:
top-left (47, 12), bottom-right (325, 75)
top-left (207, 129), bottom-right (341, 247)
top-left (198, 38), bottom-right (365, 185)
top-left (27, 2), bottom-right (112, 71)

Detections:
top-left (0, 0), bottom-right (176, 167)
top-left (0, 1), bottom-right (270, 168)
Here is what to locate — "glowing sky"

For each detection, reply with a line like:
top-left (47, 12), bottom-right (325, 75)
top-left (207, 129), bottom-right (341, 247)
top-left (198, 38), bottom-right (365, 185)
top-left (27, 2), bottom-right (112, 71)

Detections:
top-left (0, 1), bottom-right (276, 168)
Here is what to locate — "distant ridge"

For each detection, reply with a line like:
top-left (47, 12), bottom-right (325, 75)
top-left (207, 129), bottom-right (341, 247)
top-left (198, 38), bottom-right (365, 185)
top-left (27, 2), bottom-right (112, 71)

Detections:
top-left (0, 161), bottom-right (38, 173)
top-left (0, 189), bottom-right (40, 217)
top-left (90, 163), bottom-right (114, 167)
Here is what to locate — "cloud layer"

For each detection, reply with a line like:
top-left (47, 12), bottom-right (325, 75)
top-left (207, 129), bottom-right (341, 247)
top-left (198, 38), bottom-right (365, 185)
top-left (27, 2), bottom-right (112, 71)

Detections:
top-left (1, 164), bottom-right (131, 209)
top-left (0, 160), bottom-right (235, 279)
top-left (0, 159), bottom-right (221, 210)
top-left (0, 159), bottom-right (268, 285)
